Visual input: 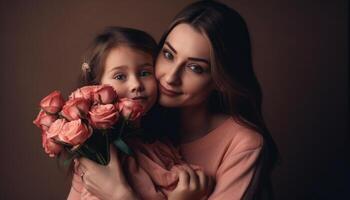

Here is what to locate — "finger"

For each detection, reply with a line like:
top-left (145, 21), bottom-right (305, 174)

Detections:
top-left (73, 159), bottom-right (80, 172)
top-left (74, 159), bottom-right (87, 176)
top-left (206, 176), bottom-right (215, 196)
top-left (108, 145), bottom-right (124, 173)
top-left (196, 170), bottom-right (207, 192)
top-left (78, 157), bottom-right (97, 170)
top-left (177, 168), bottom-right (190, 187)
top-left (108, 144), bottom-right (120, 166)
top-left (182, 164), bottom-right (199, 190)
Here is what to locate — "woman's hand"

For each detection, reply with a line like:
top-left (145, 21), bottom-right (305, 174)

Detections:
top-left (168, 165), bottom-right (214, 200)
top-left (75, 145), bottom-right (137, 200)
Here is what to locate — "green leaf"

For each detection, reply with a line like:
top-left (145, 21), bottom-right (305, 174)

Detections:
top-left (61, 153), bottom-right (78, 168)
top-left (113, 139), bottom-right (133, 156)
top-left (63, 159), bottom-right (71, 167)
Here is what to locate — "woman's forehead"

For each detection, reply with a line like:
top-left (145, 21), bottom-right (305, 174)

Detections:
top-left (165, 23), bottom-right (210, 59)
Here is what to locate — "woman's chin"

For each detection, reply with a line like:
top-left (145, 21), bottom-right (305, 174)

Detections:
top-left (159, 96), bottom-right (182, 107)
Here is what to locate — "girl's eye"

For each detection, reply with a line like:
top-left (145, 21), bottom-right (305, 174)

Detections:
top-left (114, 73), bottom-right (126, 80)
top-left (139, 70), bottom-right (152, 77)
top-left (188, 64), bottom-right (204, 74)
top-left (162, 49), bottom-right (174, 60)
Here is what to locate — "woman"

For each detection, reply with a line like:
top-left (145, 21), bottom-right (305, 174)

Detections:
top-left (75, 1), bottom-right (279, 199)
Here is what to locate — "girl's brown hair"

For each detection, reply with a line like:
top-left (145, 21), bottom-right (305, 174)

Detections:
top-left (64, 26), bottom-right (158, 180)
top-left (158, 1), bottom-right (279, 199)
top-left (78, 26), bottom-right (158, 87)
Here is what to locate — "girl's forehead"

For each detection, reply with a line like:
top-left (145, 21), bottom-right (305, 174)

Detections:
top-left (104, 46), bottom-right (154, 72)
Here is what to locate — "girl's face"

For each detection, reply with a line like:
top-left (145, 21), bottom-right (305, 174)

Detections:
top-left (101, 46), bottom-right (157, 113)
top-left (155, 23), bottom-right (214, 108)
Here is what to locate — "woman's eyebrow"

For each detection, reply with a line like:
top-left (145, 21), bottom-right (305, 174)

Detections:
top-left (188, 57), bottom-right (209, 65)
top-left (165, 41), bottom-right (209, 65)
top-left (165, 41), bottom-right (177, 54)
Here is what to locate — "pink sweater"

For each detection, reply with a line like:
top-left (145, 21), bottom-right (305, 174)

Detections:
top-left (67, 117), bottom-right (263, 200)
top-left (180, 117), bottom-right (263, 200)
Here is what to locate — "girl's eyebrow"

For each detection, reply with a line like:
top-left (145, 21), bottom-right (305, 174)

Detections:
top-left (139, 62), bottom-right (153, 67)
top-left (108, 65), bottom-right (127, 72)
top-left (108, 63), bottom-right (153, 72)
top-left (165, 41), bottom-right (209, 65)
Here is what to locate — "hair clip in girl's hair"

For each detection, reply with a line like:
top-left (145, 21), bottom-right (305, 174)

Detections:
top-left (81, 62), bottom-right (91, 72)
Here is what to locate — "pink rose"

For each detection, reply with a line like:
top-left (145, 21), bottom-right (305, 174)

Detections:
top-left (61, 98), bottom-right (90, 121)
top-left (69, 85), bottom-right (117, 105)
top-left (33, 110), bottom-right (58, 131)
top-left (58, 119), bottom-right (92, 146)
top-left (69, 86), bottom-right (95, 101)
top-left (118, 98), bottom-right (144, 121)
top-left (89, 104), bottom-right (119, 129)
top-left (92, 85), bottom-right (117, 104)
top-left (40, 90), bottom-right (65, 114)
top-left (42, 132), bottom-right (63, 157)
top-left (47, 118), bottom-right (66, 139)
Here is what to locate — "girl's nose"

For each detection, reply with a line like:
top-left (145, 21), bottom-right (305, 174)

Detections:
top-left (129, 76), bottom-right (145, 93)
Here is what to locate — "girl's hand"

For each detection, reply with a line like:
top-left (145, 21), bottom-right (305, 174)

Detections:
top-left (168, 165), bottom-right (214, 200)
top-left (75, 145), bottom-right (137, 200)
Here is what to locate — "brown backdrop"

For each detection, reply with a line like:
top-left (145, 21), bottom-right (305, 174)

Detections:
top-left (0, 0), bottom-right (348, 199)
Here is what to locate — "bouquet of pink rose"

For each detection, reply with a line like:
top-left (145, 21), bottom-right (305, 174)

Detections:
top-left (33, 85), bottom-right (143, 165)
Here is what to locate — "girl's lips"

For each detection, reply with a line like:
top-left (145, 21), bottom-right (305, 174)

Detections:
top-left (159, 84), bottom-right (182, 97)
top-left (131, 96), bottom-right (147, 100)
top-left (131, 96), bottom-right (148, 103)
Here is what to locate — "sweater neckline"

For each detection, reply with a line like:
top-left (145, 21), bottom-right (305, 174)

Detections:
top-left (180, 117), bottom-right (237, 150)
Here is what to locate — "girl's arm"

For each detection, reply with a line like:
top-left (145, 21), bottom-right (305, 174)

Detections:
top-left (75, 145), bottom-right (138, 200)
top-left (72, 142), bottom-right (214, 200)
top-left (67, 171), bottom-right (84, 200)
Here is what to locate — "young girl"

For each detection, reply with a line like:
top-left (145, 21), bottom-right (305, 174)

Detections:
top-left (73, 1), bottom-right (279, 200)
top-left (68, 27), bottom-right (212, 200)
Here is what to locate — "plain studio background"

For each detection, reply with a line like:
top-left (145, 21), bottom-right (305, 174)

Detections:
top-left (0, 0), bottom-right (348, 199)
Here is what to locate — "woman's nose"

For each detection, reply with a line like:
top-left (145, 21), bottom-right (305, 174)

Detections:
top-left (129, 76), bottom-right (144, 93)
top-left (165, 63), bottom-right (182, 86)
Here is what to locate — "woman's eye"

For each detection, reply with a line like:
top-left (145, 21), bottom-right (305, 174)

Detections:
top-left (162, 49), bottom-right (174, 60)
top-left (139, 70), bottom-right (152, 77)
top-left (114, 74), bottom-right (126, 80)
top-left (188, 64), bottom-right (204, 74)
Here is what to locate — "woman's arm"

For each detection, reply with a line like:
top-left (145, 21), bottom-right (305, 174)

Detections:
top-left (209, 144), bottom-right (263, 200)
top-left (168, 165), bottom-right (214, 200)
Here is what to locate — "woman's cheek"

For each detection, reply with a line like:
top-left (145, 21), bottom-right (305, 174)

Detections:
top-left (155, 58), bottom-right (166, 80)
top-left (184, 76), bottom-right (214, 104)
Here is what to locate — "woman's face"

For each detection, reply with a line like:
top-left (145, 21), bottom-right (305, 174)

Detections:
top-left (101, 46), bottom-right (157, 113)
top-left (155, 23), bottom-right (214, 108)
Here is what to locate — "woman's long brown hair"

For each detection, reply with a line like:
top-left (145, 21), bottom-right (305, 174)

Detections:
top-left (157, 1), bottom-right (279, 199)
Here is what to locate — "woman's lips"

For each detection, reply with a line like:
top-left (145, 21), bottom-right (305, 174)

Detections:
top-left (159, 84), bottom-right (182, 97)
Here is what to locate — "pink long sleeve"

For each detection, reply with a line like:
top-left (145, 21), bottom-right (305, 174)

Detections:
top-left (67, 171), bottom-right (100, 200)
top-left (209, 146), bottom-right (262, 199)
top-left (66, 139), bottom-right (200, 200)
top-left (67, 172), bottom-right (82, 200)
top-left (180, 117), bottom-right (263, 200)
